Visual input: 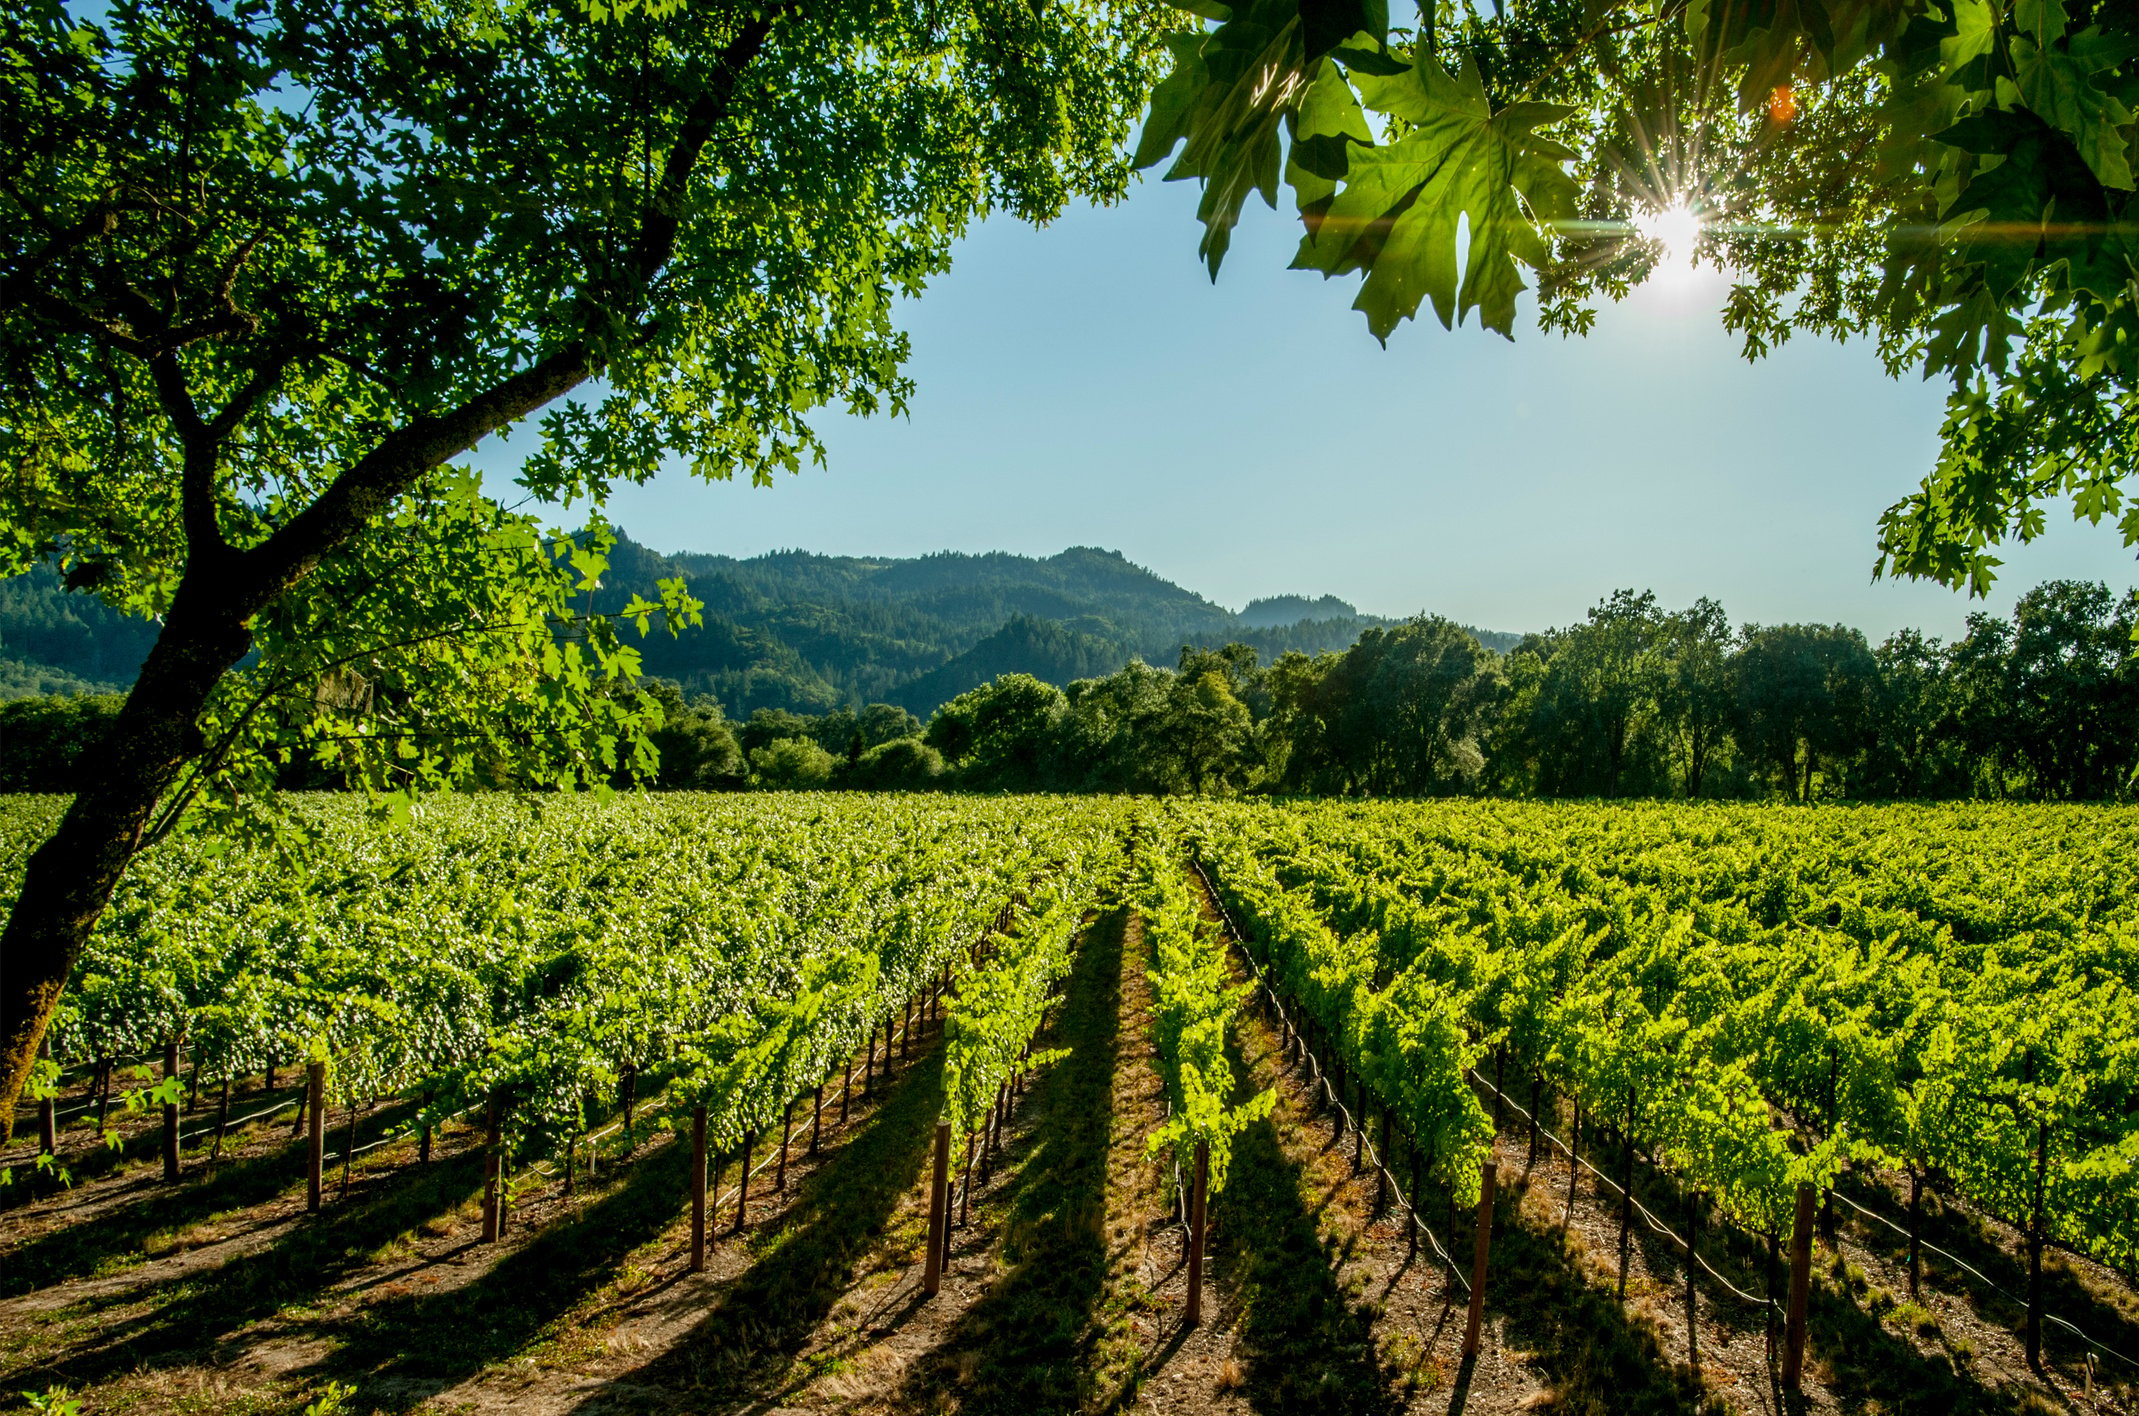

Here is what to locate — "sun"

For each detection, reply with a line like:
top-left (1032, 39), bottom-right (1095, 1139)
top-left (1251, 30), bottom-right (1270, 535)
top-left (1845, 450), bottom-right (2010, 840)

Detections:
top-left (1634, 200), bottom-right (1705, 275)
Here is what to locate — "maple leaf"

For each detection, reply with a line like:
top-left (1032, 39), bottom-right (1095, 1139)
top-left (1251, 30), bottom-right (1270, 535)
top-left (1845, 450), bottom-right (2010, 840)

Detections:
top-left (1293, 53), bottom-right (1576, 340)
top-left (2013, 28), bottom-right (2139, 192)
top-left (1137, 0), bottom-right (1389, 276)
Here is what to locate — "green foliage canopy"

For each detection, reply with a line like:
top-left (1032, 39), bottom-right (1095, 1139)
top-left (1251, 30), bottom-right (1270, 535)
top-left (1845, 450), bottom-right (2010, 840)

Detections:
top-left (1136, 0), bottom-right (2139, 594)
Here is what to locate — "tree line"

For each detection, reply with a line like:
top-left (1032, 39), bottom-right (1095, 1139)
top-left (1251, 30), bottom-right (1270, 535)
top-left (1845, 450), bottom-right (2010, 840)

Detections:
top-left (5, 577), bottom-right (2130, 801)
top-left (905, 579), bottom-right (2138, 802)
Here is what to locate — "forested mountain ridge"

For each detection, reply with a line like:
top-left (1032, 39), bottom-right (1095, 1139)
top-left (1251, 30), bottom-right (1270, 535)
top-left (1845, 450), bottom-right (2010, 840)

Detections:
top-left (0, 567), bottom-right (163, 699)
top-left (0, 536), bottom-right (1489, 715)
top-left (590, 537), bottom-right (1486, 714)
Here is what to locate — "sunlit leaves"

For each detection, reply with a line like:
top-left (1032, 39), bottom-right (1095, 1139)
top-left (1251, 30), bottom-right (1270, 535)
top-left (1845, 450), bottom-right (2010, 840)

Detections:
top-left (2, 792), bottom-right (1129, 1165)
top-left (1296, 54), bottom-right (1576, 338)
top-left (2012, 28), bottom-right (2138, 191)
top-left (1232, 795), bottom-right (2139, 1266)
top-left (0, 0), bottom-right (1170, 828)
top-left (1136, 0), bottom-right (1391, 274)
top-left (1140, 0), bottom-right (2139, 597)
top-left (1135, 820), bottom-right (1274, 1195)
top-left (942, 842), bottom-right (1114, 1143)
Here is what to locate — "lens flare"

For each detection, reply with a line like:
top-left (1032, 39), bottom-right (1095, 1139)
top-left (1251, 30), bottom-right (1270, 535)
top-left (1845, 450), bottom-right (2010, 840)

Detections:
top-left (1635, 201), bottom-right (1704, 269)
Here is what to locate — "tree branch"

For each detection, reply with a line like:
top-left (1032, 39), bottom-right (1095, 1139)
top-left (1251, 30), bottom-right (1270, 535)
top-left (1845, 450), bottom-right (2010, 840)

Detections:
top-left (206, 347), bottom-right (300, 443)
top-left (147, 352), bottom-right (230, 561)
top-left (238, 11), bottom-right (779, 607)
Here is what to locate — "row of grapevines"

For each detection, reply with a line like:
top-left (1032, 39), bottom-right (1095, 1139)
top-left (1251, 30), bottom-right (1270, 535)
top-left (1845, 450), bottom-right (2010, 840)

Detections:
top-left (1131, 816), bottom-right (1272, 1198)
top-left (0, 794), bottom-right (1125, 1174)
top-left (940, 820), bottom-right (1122, 1144)
top-left (1234, 799), bottom-right (2139, 1270)
top-left (1176, 811), bottom-right (1498, 1206)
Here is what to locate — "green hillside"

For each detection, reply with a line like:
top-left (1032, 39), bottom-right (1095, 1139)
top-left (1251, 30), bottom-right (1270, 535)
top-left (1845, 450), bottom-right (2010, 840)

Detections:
top-left (587, 538), bottom-right (1479, 714)
top-left (0, 536), bottom-right (1506, 715)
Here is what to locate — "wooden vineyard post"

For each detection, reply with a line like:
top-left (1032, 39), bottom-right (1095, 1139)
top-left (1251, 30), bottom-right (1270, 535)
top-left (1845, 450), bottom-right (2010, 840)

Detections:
top-left (810, 1083), bottom-right (824, 1155)
top-left (690, 1105), bottom-right (708, 1273)
top-left (1685, 1190), bottom-right (1700, 1374)
top-left (1375, 1106), bottom-right (1391, 1213)
top-left (1407, 1141), bottom-right (1422, 1259)
top-left (161, 1036), bottom-right (182, 1181)
top-left (982, 1084), bottom-right (1003, 1184)
top-left (776, 1098), bottom-right (794, 1192)
top-left (210, 1077), bottom-right (231, 1164)
top-left (1616, 1114), bottom-right (1637, 1298)
top-left (959, 1133), bottom-right (976, 1226)
top-left (1352, 1080), bottom-right (1367, 1173)
top-left (481, 1094), bottom-right (504, 1243)
top-left (305, 1061), bottom-right (326, 1212)
top-left (1564, 1102), bottom-right (1582, 1230)
top-left (1185, 1139), bottom-right (1209, 1328)
top-left (1463, 1161), bottom-right (1498, 1359)
top-left (1781, 1183), bottom-right (1815, 1392)
top-left (840, 1056), bottom-right (853, 1125)
top-left (1906, 1170), bottom-right (1922, 1298)
top-left (36, 1037), bottom-right (56, 1156)
top-left (924, 1120), bottom-right (951, 1297)
top-left (1527, 1071), bottom-right (1542, 1169)
top-left (734, 1131), bottom-right (754, 1234)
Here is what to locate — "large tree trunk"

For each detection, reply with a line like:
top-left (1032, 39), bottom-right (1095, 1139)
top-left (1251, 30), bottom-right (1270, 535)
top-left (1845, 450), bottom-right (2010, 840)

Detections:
top-left (0, 588), bottom-right (253, 1135)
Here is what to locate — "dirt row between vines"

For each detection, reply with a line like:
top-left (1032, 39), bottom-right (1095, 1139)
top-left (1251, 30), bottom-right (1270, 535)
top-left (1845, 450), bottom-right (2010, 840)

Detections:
top-left (5, 890), bottom-right (2138, 1416)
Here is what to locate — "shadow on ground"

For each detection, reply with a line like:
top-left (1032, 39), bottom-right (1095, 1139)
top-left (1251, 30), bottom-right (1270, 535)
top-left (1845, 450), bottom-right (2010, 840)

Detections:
top-left (1478, 1167), bottom-right (1716, 1416)
top-left (2, 1147), bottom-right (484, 1392)
top-left (323, 1130), bottom-right (697, 1408)
top-left (1210, 1030), bottom-right (1400, 1416)
top-left (896, 909), bottom-right (1128, 1416)
top-left (2, 1095), bottom-right (416, 1299)
top-left (1808, 1262), bottom-right (2065, 1416)
top-left (561, 1034), bottom-right (950, 1413)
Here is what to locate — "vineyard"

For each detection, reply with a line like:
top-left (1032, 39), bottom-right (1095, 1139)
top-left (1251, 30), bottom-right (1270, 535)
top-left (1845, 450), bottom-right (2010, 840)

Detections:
top-left (3, 795), bottom-right (2138, 1415)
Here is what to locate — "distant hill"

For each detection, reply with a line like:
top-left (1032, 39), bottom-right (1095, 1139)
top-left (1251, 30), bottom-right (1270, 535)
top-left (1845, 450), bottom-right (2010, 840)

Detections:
top-left (588, 539), bottom-right (1435, 714)
top-left (0, 537), bottom-right (1521, 714)
top-left (1240, 593), bottom-right (1358, 627)
top-left (885, 615), bottom-right (1126, 714)
top-left (0, 565), bottom-right (158, 698)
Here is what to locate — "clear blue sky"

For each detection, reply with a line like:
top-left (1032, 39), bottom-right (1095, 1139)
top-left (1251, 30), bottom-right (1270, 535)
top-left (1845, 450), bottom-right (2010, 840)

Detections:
top-left (512, 176), bottom-right (2136, 643)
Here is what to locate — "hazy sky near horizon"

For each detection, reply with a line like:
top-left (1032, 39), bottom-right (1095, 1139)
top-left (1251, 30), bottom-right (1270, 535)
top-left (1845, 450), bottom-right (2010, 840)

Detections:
top-left (489, 176), bottom-right (2136, 642)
